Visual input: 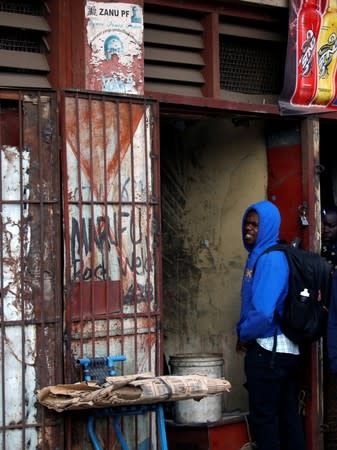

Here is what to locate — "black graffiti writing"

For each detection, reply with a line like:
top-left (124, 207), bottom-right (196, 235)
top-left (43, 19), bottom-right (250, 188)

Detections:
top-left (72, 177), bottom-right (132, 202)
top-left (70, 211), bottom-right (152, 281)
top-left (119, 239), bottom-right (153, 277)
top-left (124, 281), bottom-right (154, 305)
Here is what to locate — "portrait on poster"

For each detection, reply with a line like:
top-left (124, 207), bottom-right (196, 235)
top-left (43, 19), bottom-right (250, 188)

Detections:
top-left (85, 2), bottom-right (144, 95)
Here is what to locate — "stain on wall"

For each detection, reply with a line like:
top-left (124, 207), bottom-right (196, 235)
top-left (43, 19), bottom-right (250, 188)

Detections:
top-left (161, 116), bottom-right (267, 411)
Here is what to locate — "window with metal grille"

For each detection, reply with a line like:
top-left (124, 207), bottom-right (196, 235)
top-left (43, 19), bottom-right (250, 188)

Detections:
top-left (0, 28), bottom-right (44, 53)
top-left (219, 34), bottom-right (286, 95)
top-left (0, 0), bottom-right (45, 15)
top-left (0, 0), bottom-right (50, 88)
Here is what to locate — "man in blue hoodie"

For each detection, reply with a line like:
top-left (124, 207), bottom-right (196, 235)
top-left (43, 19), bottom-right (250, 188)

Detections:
top-left (236, 200), bottom-right (306, 450)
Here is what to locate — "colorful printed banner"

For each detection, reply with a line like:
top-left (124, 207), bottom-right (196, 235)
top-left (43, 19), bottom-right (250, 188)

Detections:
top-left (85, 1), bottom-right (144, 95)
top-left (278, 0), bottom-right (337, 114)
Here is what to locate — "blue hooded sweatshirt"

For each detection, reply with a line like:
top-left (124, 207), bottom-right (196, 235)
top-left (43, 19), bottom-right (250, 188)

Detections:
top-left (236, 200), bottom-right (289, 343)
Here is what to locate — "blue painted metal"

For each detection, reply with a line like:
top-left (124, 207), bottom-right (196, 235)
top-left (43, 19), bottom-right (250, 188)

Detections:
top-left (78, 355), bottom-right (168, 449)
top-left (77, 355), bottom-right (127, 382)
top-left (87, 405), bottom-right (168, 450)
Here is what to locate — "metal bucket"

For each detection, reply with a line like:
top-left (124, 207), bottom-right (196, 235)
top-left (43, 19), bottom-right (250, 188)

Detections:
top-left (169, 352), bottom-right (224, 424)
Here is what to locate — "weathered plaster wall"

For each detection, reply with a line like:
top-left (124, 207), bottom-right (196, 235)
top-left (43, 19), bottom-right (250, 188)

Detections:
top-left (161, 116), bottom-right (267, 411)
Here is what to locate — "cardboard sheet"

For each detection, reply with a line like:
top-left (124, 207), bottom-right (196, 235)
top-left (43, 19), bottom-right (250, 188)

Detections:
top-left (37, 373), bottom-right (231, 412)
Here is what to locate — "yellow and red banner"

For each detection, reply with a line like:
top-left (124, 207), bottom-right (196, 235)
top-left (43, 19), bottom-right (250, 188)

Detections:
top-left (279, 0), bottom-right (337, 114)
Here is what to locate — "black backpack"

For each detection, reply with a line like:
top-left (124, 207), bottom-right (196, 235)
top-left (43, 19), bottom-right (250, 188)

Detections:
top-left (256, 243), bottom-right (331, 345)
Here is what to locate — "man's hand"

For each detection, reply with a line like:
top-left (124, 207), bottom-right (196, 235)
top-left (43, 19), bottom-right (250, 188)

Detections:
top-left (236, 339), bottom-right (248, 353)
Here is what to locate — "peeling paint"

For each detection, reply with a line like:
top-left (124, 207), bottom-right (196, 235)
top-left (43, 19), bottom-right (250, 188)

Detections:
top-left (85, 1), bottom-right (144, 94)
top-left (63, 95), bottom-right (159, 448)
top-left (2, 146), bottom-right (32, 321)
top-left (1, 143), bottom-right (37, 446)
top-left (65, 98), bottom-right (155, 314)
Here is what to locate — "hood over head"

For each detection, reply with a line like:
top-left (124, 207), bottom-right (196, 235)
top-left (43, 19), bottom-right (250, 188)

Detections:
top-left (242, 200), bottom-right (281, 257)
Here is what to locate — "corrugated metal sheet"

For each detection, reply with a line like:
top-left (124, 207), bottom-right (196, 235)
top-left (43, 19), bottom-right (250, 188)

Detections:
top-left (61, 91), bottom-right (162, 449)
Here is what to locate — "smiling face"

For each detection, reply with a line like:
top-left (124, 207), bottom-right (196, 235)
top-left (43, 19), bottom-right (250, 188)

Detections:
top-left (244, 210), bottom-right (259, 246)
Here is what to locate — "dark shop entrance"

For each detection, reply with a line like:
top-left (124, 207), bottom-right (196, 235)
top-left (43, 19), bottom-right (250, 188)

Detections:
top-left (159, 111), bottom-right (323, 449)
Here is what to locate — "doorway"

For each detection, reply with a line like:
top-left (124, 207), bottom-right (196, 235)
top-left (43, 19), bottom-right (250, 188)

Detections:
top-left (160, 112), bottom-right (269, 412)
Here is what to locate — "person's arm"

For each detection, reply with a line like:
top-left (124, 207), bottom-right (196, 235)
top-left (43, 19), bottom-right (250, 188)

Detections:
top-left (328, 274), bottom-right (337, 373)
top-left (238, 252), bottom-right (288, 343)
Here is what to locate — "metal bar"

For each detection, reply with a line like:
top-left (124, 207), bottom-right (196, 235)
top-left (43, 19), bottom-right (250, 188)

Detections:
top-left (129, 99), bottom-right (139, 449)
top-left (60, 91), bottom-right (72, 384)
top-left (152, 100), bottom-right (163, 376)
top-left (102, 96), bottom-right (112, 447)
top-left (37, 91), bottom-right (46, 450)
top-left (144, 100), bottom-right (154, 447)
top-left (116, 100), bottom-right (125, 357)
top-left (88, 94), bottom-right (96, 359)
top-left (75, 92), bottom-right (85, 360)
top-left (0, 200), bottom-right (58, 204)
top-left (102, 97), bottom-right (110, 350)
top-left (1, 318), bottom-right (61, 327)
top-left (0, 95), bottom-right (5, 450)
top-left (18, 90), bottom-right (26, 450)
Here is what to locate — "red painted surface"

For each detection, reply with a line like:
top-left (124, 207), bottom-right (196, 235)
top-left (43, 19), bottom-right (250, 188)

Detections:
top-left (267, 143), bottom-right (304, 243)
top-left (201, 13), bottom-right (220, 99)
top-left (70, 280), bottom-right (121, 319)
top-left (0, 107), bottom-right (20, 146)
top-left (46, 0), bottom-right (74, 89)
top-left (267, 139), bottom-right (323, 450)
top-left (209, 421), bottom-right (250, 450)
top-left (167, 420), bottom-right (249, 450)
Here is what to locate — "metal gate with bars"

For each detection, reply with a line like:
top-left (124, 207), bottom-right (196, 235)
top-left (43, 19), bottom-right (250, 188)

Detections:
top-left (0, 89), bottom-right (162, 450)
top-left (0, 90), bottom-right (63, 449)
top-left (62, 91), bottom-right (162, 449)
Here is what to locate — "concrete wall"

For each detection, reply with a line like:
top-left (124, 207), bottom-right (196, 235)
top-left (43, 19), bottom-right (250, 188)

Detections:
top-left (161, 116), bottom-right (267, 412)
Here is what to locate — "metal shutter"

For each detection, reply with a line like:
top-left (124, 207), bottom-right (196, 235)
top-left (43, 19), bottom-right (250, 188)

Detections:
top-left (0, 2), bottom-right (50, 88)
top-left (144, 8), bottom-right (205, 97)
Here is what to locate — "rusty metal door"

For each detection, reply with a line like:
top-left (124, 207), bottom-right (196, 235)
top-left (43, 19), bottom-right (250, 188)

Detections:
top-left (0, 91), bottom-right (63, 449)
top-left (61, 91), bottom-right (162, 449)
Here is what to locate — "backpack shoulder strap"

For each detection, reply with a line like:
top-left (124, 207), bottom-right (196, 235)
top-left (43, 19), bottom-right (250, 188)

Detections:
top-left (253, 243), bottom-right (287, 273)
